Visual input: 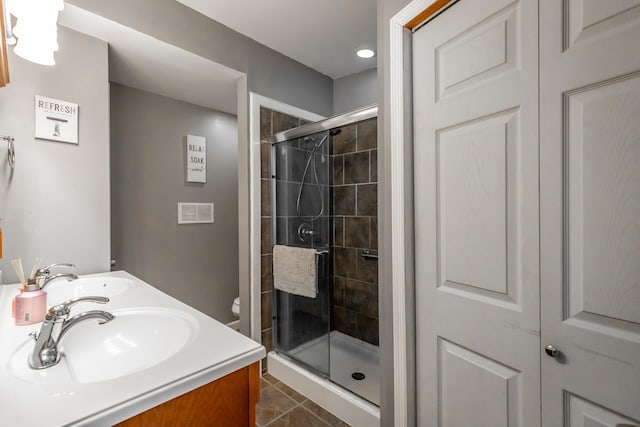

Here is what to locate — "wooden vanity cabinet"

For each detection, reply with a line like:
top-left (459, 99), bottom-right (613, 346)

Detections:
top-left (115, 362), bottom-right (260, 427)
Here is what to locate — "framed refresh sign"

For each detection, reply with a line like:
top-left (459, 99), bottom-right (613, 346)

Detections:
top-left (186, 134), bottom-right (206, 183)
top-left (34, 95), bottom-right (79, 144)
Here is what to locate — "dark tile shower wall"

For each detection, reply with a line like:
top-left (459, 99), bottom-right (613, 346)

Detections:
top-left (330, 118), bottom-right (379, 346)
top-left (260, 108), bottom-right (379, 366)
top-left (259, 107), bottom-right (310, 361)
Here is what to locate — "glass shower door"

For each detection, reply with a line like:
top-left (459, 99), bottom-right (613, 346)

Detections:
top-left (272, 131), bottom-right (331, 376)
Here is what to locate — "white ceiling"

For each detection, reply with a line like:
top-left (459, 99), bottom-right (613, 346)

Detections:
top-left (57, 0), bottom-right (376, 115)
top-left (175, 0), bottom-right (377, 79)
top-left (59, 4), bottom-right (242, 114)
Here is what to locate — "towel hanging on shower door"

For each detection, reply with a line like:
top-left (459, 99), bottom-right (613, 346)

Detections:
top-left (272, 245), bottom-right (318, 298)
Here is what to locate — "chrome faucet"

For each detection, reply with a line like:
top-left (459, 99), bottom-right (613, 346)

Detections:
top-left (34, 263), bottom-right (78, 289)
top-left (28, 296), bottom-right (114, 369)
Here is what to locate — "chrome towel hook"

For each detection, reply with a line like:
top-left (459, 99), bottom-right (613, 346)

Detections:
top-left (1, 135), bottom-right (15, 169)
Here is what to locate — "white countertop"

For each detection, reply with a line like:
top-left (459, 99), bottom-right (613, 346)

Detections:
top-left (0, 271), bottom-right (265, 426)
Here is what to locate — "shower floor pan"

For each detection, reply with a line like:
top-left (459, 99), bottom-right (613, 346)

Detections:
top-left (330, 332), bottom-right (380, 406)
top-left (288, 330), bottom-right (380, 406)
top-left (289, 331), bottom-right (380, 406)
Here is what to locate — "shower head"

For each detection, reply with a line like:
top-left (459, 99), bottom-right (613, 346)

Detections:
top-left (302, 133), bottom-right (328, 149)
top-left (303, 129), bottom-right (340, 145)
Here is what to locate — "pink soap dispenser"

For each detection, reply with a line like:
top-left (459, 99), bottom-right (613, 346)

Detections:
top-left (15, 279), bottom-right (47, 325)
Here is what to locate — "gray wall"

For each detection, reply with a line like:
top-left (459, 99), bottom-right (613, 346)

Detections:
top-left (110, 84), bottom-right (238, 322)
top-left (66, 0), bottom-right (333, 118)
top-left (0, 27), bottom-right (110, 284)
top-left (333, 68), bottom-right (377, 115)
top-left (378, 0), bottom-right (413, 425)
top-left (64, 0), bottom-right (334, 335)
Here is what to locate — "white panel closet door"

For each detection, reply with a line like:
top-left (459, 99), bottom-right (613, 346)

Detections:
top-left (412, 0), bottom-right (540, 425)
top-left (540, 1), bottom-right (640, 425)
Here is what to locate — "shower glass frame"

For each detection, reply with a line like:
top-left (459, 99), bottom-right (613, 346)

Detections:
top-left (269, 104), bottom-right (379, 394)
top-left (271, 129), bottom-right (332, 377)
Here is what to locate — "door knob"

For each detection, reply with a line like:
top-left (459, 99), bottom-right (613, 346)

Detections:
top-left (545, 344), bottom-right (560, 358)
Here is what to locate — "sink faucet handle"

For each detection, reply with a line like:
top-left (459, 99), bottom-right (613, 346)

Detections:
top-left (38, 263), bottom-right (76, 275)
top-left (35, 264), bottom-right (78, 288)
top-left (46, 296), bottom-right (110, 321)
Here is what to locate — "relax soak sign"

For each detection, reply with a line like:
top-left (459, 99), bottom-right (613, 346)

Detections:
top-left (185, 135), bottom-right (207, 183)
top-left (35, 95), bottom-right (79, 144)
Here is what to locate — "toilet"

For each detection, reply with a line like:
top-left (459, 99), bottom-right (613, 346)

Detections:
top-left (231, 297), bottom-right (240, 318)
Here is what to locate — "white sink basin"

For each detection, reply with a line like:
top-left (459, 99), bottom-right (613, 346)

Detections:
top-left (46, 277), bottom-right (133, 304)
top-left (8, 307), bottom-right (197, 384)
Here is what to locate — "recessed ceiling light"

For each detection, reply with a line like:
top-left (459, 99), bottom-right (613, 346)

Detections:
top-left (356, 49), bottom-right (375, 59)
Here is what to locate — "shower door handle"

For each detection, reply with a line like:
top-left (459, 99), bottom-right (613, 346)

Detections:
top-left (359, 250), bottom-right (378, 260)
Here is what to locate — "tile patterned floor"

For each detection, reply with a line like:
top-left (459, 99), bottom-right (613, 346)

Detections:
top-left (256, 374), bottom-right (352, 427)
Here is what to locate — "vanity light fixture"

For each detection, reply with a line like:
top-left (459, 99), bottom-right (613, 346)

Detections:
top-left (5, 0), bottom-right (63, 66)
top-left (356, 49), bottom-right (375, 59)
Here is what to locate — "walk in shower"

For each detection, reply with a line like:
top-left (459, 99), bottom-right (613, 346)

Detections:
top-left (267, 105), bottom-right (380, 420)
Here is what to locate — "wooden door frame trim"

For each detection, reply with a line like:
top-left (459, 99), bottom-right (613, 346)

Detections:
top-left (404, 0), bottom-right (453, 30)
top-left (0, 0), bottom-right (10, 87)
top-left (388, 1), bottom-right (452, 425)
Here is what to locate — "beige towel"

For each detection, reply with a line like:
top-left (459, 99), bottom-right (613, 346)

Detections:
top-left (272, 245), bottom-right (317, 298)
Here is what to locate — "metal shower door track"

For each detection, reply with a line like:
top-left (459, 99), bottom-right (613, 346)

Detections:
top-left (271, 104), bottom-right (377, 144)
